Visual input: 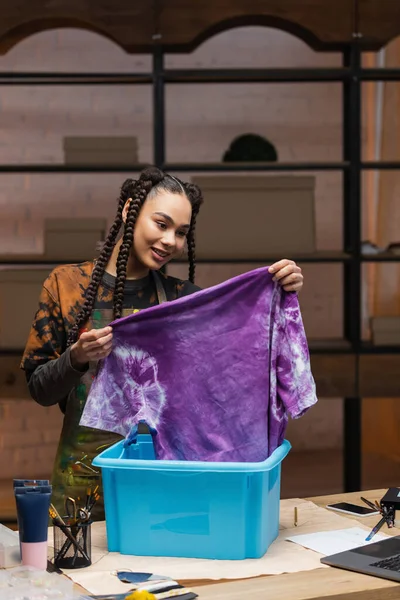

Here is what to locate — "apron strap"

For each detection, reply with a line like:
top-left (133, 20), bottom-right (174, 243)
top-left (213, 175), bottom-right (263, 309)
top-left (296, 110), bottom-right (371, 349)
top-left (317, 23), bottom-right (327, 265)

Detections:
top-left (151, 270), bottom-right (168, 305)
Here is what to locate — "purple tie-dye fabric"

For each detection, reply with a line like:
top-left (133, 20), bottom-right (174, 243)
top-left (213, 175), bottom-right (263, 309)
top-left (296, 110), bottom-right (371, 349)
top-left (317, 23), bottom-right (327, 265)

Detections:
top-left (80, 267), bottom-right (317, 462)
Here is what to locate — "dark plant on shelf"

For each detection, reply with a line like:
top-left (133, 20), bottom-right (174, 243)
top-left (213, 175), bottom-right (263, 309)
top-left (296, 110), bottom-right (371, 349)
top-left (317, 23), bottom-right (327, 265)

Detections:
top-left (222, 133), bottom-right (278, 162)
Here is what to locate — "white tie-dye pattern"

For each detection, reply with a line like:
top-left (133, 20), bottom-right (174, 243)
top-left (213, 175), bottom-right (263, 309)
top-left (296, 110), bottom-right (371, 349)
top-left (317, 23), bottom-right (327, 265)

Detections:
top-left (80, 345), bottom-right (167, 437)
top-left (269, 287), bottom-right (317, 424)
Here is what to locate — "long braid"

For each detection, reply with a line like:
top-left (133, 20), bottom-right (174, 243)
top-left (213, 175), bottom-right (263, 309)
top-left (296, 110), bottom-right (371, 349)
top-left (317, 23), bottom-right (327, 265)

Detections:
top-left (113, 195), bottom-right (141, 319)
top-left (113, 169), bottom-right (164, 318)
top-left (183, 182), bottom-right (203, 284)
top-left (187, 210), bottom-right (198, 283)
top-left (67, 185), bottom-right (133, 346)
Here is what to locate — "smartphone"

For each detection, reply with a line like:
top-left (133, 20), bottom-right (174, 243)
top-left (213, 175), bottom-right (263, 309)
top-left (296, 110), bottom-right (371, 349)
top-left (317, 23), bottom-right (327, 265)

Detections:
top-left (326, 502), bottom-right (379, 517)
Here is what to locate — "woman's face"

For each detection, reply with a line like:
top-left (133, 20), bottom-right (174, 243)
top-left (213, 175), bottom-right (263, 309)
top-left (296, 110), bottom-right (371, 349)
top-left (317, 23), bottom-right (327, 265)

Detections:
top-left (127, 190), bottom-right (192, 270)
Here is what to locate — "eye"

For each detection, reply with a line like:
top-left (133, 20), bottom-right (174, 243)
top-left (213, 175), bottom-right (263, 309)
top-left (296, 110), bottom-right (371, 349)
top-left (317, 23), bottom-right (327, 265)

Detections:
top-left (177, 230), bottom-right (187, 238)
top-left (156, 221), bottom-right (167, 230)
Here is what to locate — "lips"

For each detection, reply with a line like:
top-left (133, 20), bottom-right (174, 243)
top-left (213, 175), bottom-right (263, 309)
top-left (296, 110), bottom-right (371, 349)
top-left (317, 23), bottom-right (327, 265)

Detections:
top-left (151, 247), bottom-right (170, 259)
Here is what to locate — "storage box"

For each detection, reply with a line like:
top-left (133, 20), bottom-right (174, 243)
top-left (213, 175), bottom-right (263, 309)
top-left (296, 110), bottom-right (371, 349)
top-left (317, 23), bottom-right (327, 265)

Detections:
top-left (44, 218), bottom-right (107, 261)
top-left (93, 434), bottom-right (291, 560)
top-left (63, 136), bottom-right (138, 165)
top-left (191, 175), bottom-right (316, 259)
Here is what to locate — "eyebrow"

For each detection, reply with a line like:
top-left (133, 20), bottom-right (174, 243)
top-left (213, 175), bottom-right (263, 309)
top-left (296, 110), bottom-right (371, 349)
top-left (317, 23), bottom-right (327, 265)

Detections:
top-left (153, 212), bottom-right (190, 230)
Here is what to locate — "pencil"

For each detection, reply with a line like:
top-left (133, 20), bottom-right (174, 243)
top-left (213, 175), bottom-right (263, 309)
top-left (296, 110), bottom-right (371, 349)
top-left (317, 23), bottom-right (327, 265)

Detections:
top-left (294, 506), bottom-right (298, 527)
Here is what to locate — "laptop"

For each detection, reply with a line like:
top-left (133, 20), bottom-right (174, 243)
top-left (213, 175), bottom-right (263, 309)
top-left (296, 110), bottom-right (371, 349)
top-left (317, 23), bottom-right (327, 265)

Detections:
top-left (321, 535), bottom-right (400, 582)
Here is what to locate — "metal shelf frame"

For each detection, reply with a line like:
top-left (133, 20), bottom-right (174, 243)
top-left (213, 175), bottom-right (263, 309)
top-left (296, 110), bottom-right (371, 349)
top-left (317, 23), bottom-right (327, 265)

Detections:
top-left (1, 36), bottom-right (400, 494)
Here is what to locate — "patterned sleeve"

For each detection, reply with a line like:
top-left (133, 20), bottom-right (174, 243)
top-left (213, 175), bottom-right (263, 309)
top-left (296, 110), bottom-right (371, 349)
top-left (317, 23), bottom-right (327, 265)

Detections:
top-left (20, 272), bottom-right (66, 372)
top-left (275, 292), bottom-right (318, 419)
top-left (178, 280), bottom-right (202, 297)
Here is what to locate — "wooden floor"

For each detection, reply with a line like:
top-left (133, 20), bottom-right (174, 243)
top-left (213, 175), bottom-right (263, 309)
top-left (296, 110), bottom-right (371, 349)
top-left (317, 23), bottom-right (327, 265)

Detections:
top-left (1, 449), bottom-right (399, 527)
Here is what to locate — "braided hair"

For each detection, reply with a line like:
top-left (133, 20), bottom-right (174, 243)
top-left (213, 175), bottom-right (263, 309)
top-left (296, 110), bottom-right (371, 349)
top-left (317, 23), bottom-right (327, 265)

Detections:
top-left (182, 183), bottom-right (202, 284)
top-left (67, 167), bottom-right (203, 345)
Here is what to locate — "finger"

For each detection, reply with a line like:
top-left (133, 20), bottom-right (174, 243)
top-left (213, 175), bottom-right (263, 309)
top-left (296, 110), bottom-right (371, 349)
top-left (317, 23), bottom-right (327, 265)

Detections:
top-left (90, 326), bottom-right (113, 339)
top-left (79, 331), bottom-right (97, 342)
top-left (273, 265), bottom-right (301, 281)
top-left (278, 273), bottom-right (302, 287)
top-left (93, 332), bottom-right (113, 347)
top-left (268, 259), bottom-right (294, 274)
top-left (87, 348), bottom-right (112, 361)
top-left (283, 283), bottom-right (301, 292)
top-left (283, 275), bottom-right (303, 290)
top-left (80, 326), bottom-right (112, 341)
top-left (88, 340), bottom-right (113, 355)
top-left (82, 332), bottom-right (113, 350)
top-left (101, 341), bottom-right (113, 353)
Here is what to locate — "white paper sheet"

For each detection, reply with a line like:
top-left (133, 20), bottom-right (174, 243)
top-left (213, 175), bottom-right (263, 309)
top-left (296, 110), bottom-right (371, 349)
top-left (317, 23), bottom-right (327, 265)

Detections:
top-left (286, 526), bottom-right (388, 556)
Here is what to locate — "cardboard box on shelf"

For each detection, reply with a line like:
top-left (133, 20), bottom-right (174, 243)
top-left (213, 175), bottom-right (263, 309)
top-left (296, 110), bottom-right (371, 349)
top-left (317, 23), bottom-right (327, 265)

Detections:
top-left (191, 175), bottom-right (316, 260)
top-left (63, 136), bottom-right (138, 165)
top-left (44, 218), bottom-right (106, 261)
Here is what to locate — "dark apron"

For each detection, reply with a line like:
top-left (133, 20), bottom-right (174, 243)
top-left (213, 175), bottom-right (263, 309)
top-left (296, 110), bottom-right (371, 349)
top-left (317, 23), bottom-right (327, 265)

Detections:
top-left (51, 271), bottom-right (167, 521)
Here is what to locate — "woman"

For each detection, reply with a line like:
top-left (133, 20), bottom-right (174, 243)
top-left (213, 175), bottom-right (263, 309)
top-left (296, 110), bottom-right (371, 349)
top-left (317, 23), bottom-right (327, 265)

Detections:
top-left (21, 166), bottom-right (304, 519)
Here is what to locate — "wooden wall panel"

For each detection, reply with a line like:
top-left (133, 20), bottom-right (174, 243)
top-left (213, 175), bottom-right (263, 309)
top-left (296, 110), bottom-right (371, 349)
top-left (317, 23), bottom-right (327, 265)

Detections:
top-left (311, 354), bottom-right (356, 398)
top-left (360, 355), bottom-right (400, 397)
top-left (0, 356), bottom-right (30, 399)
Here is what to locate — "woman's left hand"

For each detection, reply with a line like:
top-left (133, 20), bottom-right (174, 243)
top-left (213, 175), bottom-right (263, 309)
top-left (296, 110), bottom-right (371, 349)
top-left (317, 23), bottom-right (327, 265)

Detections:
top-left (268, 259), bottom-right (303, 292)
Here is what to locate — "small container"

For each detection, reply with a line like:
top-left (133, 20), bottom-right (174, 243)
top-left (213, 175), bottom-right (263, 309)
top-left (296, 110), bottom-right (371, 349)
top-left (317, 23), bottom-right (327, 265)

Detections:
top-left (0, 523), bottom-right (20, 568)
top-left (53, 520), bottom-right (92, 569)
top-left (93, 433), bottom-right (291, 560)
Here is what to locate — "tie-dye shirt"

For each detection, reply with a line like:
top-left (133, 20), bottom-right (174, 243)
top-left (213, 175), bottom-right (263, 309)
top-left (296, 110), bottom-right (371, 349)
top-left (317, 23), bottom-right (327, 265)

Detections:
top-left (81, 267), bottom-right (318, 462)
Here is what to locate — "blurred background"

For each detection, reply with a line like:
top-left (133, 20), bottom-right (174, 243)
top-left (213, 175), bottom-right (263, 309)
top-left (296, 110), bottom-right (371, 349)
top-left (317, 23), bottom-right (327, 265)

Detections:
top-left (0, 1), bottom-right (399, 524)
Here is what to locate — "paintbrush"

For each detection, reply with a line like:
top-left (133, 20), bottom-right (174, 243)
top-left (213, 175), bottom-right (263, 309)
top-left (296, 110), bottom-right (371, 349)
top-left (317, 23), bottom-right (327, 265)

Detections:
top-left (85, 487), bottom-right (92, 510)
top-left (87, 491), bottom-right (100, 513)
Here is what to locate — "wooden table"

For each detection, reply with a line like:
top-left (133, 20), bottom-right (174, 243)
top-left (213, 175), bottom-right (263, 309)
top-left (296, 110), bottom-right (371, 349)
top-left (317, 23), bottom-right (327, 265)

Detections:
top-left (189, 490), bottom-right (400, 600)
top-left (74, 489), bottom-right (400, 600)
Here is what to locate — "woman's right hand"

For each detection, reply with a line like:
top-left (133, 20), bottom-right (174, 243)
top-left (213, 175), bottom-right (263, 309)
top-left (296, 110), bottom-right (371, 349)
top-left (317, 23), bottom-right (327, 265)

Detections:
top-left (70, 326), bottom-right (113, 369)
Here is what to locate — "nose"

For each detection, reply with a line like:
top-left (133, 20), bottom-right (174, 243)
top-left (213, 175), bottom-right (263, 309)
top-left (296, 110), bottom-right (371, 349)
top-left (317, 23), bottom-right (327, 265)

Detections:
top-left (161, 229), bottom-right (176, 249)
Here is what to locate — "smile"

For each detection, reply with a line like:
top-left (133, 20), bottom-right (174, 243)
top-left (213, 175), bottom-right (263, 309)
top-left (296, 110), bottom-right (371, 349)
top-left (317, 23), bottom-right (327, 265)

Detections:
top-left (151, 247), bottom-right (170, 259)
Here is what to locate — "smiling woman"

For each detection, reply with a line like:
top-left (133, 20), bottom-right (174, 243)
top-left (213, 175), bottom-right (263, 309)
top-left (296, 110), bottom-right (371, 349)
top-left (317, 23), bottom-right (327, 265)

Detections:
top-left (19, 165), bottom-right (305, 520)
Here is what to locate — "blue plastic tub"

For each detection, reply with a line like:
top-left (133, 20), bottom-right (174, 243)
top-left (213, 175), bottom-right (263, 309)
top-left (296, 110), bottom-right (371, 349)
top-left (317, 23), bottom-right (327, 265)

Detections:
top-left (93, 435), bottom-right (291, 560)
